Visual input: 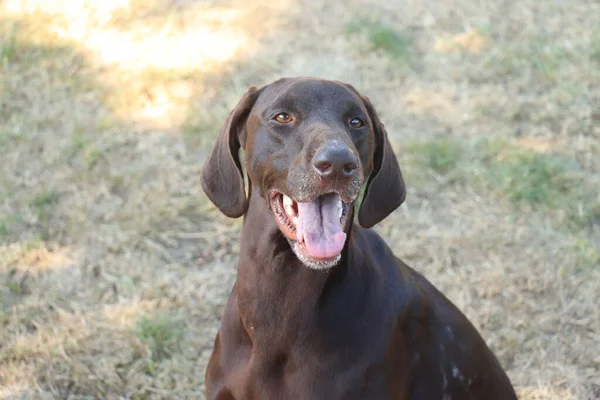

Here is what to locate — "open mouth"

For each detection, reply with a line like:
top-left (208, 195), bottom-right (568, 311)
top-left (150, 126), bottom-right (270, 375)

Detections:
top-left (269, 190), bottom-right (351, 265)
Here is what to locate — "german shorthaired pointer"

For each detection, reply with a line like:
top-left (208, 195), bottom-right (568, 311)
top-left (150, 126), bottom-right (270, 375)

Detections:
top-left (201, 77), bottom-right (517, 399)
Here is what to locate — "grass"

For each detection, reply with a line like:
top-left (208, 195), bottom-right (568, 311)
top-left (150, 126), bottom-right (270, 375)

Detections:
top-left (30, 190), bottom-right (61, 210)
top-left (488, 151), bottom-right (574, 207)
top-left (572, 236), bottom-right (600, 268)
top-left (526, 42), bottom-right (569, 82)
top-left (406, 138), bottom-right (462, 175)
top-left (135, 313), bottom-right (183, 362)
top-left (347, 19), bottom-right (413, 60)
top-left (0, 218), bottom-right (10, 238)
top-left (592, 26), bottom-right (600, 63)
top-left (407, 136), bottom-right (597, 234)
top-left (482, 37), bottom-right (574, 85)
top-left (0, 21), bottom-right (18, 62)
top-left (0, 0), bottom-right (599, 399)
top-left (477, 141), bottom-right (600, 231)
top-left (181, 112), bottom-right (227, 147)
top-left (7, 280), bottom-right (23, 295)
top-left (29, 190), bottom-right (61, 224)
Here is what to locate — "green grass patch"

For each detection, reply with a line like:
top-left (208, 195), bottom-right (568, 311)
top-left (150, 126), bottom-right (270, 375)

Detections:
top-left (591, 26), bottom-right (600, 63)
top-left (404, 138), bottom-right (596, 231)
top-left (347, 19), bottom-right (413, 60)
top-left (30, 190), bottom-right (60, 210)
top-left (406, 138), bottom-right (463, 175)
top-left (477, 140), bottom-right (600, 232)
top-left (84, 147), bottom-right (102, 169)
top-left (8, 281), bottom-right (20, 294)
top-left (572, 236), bottom-right (600, 268)
top-left (486, 39), bottom-right (571, 83)
top-left (30, 189), bottom-right (61, 225)
top-left (527, 42), bottom-right (568, 81)
top-left (0, 214), bottom-right (22, 239)
top-left (486, 150), bottom-right (575, 207)
top-left (71, 129), bottom-right (89, 153)
top-left (0, 218), bottom-right (9, 237)
top-left (0, 21), bottom-right (18, 62)
top-left (135, 313), bottom-right (182, 362)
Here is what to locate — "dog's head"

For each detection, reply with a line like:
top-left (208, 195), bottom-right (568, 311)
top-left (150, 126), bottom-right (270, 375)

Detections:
top-left (201, 77), bottom-right (405, 269)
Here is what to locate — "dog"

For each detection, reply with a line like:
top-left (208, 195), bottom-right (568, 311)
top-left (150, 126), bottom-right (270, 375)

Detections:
top-left (201, 77), bottom-right (517, 399)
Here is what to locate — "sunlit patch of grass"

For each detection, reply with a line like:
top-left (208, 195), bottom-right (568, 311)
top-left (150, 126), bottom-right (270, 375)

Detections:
top-left (135, 313), bottom-right (182, 362)
top-left (347, 19), bottom-right (413, 60)
top-left (406, 138), bottom-right (463, 175)
top-left (433, 29), bottom-right (488, 55)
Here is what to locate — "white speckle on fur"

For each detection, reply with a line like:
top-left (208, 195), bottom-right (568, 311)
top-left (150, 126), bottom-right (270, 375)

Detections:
top-left (446, 326), bottom-right (454, 341)
top-left (452, 364), bottom-right (465, 382)
top-left (442, 368), bottom-right (448, 390)
top-left (452, 366), bottom-right (459, 378)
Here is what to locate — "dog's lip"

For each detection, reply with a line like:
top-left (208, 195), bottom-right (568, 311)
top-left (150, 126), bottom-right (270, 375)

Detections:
top-left (269, 191), bottom-right (299, 241)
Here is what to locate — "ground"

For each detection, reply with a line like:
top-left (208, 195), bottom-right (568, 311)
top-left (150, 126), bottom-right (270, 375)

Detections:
top-left (1, 0), bottom-right (599, 399)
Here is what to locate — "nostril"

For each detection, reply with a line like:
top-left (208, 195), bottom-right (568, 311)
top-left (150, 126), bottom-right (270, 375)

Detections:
top-left (343, 162), bottom-right (358, 175)
top-left (314, 161), bottom-right (332, 175)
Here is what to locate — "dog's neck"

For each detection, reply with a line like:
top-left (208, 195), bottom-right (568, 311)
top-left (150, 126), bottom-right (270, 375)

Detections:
top-left (235, 189), bottom-right (355, 341)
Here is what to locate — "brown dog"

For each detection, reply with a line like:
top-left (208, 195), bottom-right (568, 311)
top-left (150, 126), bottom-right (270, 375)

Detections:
top-left (201, 77), bottom-right (517, 399)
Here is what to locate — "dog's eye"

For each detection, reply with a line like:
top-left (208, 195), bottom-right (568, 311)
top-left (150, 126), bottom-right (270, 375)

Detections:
top-left (274, 112), bottom-right (293, 123)
top-left (350, 117), bottom-right (365, 128)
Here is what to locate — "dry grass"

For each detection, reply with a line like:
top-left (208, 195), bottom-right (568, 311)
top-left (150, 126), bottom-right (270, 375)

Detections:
top-left (1, 0), bottom-right (599, 399)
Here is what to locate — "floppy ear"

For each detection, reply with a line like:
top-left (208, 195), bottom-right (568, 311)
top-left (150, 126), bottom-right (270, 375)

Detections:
top-left (201, 86), bottom-right (260, 218)
top-left (358, 96), bottom-right (406, 228)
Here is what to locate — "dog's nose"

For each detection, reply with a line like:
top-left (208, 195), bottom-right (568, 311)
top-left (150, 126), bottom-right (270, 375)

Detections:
top-left (313, 145), bottom-right (359, 179)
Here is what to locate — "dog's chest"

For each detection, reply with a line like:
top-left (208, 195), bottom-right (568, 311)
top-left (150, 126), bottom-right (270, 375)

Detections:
top-left (241, 339), bottom-right (404, 400)
top-left (230, 309), bottom-right (408, 400)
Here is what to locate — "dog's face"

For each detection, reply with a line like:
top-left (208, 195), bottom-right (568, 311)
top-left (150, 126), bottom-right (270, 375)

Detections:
top-left (201, 78), bottom-right (406, 269)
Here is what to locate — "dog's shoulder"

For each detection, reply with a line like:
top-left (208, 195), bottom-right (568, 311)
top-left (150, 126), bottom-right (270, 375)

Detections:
top-left (350, 224), bottom-right (397, 265)
top-left (392, 260), bottom-right (516, 399)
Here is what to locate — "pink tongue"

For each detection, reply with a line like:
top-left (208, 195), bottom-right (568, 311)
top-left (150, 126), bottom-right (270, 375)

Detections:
top-left (296, 193), bottom-right (347, 259)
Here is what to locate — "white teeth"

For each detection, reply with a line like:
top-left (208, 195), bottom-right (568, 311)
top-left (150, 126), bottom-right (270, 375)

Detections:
top-left (337, 199), bottom-right (343, 219)
top-left (282, 195), bottom-right (296, 217)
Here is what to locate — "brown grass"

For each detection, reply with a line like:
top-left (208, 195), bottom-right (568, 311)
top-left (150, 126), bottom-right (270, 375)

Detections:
top-left (1, 0), bottom-right (599, 399)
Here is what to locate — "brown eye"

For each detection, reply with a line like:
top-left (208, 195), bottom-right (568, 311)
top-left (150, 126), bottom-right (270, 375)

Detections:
top-left (274, 112), bottom-right (293, 123)
top-left (350, 117), bottom-right (364, 128)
